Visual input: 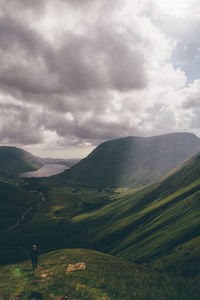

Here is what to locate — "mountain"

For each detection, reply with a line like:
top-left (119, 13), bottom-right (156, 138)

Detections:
top-left (1, 136), bottom-right (200, 279)
top-left (0, 248), bottom-right (197, 300)
top-left (57, 132), bottom-right (200, 188)
top-left (2, 150), bottom-right (200, 277)
top-left (0, 146), bottom-right (42, 178)
top-left (68, 150), bottom-right (200, 276)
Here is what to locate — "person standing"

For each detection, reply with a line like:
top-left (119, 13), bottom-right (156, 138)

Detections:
top-left (31, 244), bottom-right (39, 270)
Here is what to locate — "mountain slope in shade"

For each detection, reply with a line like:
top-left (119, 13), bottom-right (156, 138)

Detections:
top-left (58, 132), bottom-right (200, 187)
top-left (0, 180), bottom-right (39, 234)
top-left (0, 146), bottom-right (42, 177)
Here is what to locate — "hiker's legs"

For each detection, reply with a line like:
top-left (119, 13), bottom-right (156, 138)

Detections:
top-left (35, 257), bottom-right (38, 269)
top-left (32, 257), bottom-right (38, 270)
top-left (32, 257), bottom-right (35, 270)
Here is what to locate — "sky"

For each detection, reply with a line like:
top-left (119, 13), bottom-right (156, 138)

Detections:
top-left (0, 0), bottom-right (200, 158)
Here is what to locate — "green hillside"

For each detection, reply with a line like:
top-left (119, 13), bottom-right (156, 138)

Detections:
top-left (0, 146), bottom-right (42, 178)
top-left (69, 152), bottom-right (200, 276)
top-left (58, 132), bottom-right (200, 188)
top-left (0, 186), bottom-right (111, 265)
top-left (0, 248), bottom-right (198, 300)
top-left (0, 179), bottom-right (40, 235)
top-left (25, 153), bottom-right (200, 274)
top-left (1, 151), bottom-right (200, 278)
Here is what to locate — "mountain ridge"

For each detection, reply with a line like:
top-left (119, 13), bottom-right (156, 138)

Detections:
top-left (57, 132), bottom-right (200, 188)
top-left (0, 146), bottom-right (42, 178)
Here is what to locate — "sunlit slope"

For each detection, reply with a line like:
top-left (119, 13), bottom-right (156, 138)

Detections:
top-left (0, 180), bottom-right (39, 234)
top-left (70, 152), bottom-right (200, 275)
top-left (0, 146), bottom-right (42, 178)
top-left (0, 248), bottom-right (198, 300)
top-left (58, 132), bottom-right (200, 187)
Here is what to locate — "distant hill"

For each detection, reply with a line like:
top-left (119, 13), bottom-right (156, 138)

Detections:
top-left (58, 132), bottom-right (200, 188)
top-left (0, 146), bottom-right (42, 178)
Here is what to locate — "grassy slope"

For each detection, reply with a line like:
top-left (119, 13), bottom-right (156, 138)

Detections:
top-left (69, 152), bottom-right (200, 276)
top-left (0, 146), bottom-right (42, 178)
top-left (0, 248), bottom-right (199, 300)
top-left (0, 179), bottom-right (39, 234)
top-left (57, 132), bottom-right (200, 188)
top-left (0, 185), bottom-right (112, 265)
top-left (1, 152), bottom-right (200, 277)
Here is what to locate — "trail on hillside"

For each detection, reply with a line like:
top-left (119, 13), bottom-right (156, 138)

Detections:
top-left (0, 191), bottom-right (46, 239)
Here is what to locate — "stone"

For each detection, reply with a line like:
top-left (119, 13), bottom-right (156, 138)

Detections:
top-left (41, 273), bottom-right (48, 278)
top-left (66, 262), bottom-right (86, 272)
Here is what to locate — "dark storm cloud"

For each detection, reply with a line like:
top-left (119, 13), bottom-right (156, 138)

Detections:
top-left (0, 103), bottom-right (43, 144)
top-left (95, 23), bottom-right (147, 91)
top-left (46, 23), bottom-right (147, 95)
top-left (0, 3), bottom-right (148, 115)
top-left (48, 33), bottom-right (107, 94)
top-left (0, 16), bottom-right (39, 52)
top-left (0, 14), bottom-right (58, 98)
top-left (1, 0), bottom-right (47, 16)
top-left (41, 109), bottom-right (140, 145)
top-left (63, 0), bottom-right (95, 6)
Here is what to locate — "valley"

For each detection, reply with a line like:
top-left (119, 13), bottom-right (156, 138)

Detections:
top-left (1, 0), bottom-right (200, 298)
top-left (1, 133), bottom-right (200, 299)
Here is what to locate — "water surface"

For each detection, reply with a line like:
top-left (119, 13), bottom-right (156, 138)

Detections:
top-left (20, 164), bottom-right (68, 178)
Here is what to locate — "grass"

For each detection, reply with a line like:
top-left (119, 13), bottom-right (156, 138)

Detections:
top-left (0, 185), bottom-right (113, 265)
top-left (0, 179), bottom-right (40, 234)
top-left (0, 248), bottom-right (199, 300)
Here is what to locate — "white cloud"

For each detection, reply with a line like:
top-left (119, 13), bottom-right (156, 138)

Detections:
top-left (0, 0), bottom-right (199, 157)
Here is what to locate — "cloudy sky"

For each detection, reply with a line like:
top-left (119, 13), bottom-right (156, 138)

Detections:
top-left (0, 0), bottom-right (200, 158)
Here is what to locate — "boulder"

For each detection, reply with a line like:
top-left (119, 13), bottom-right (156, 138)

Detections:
top-left (66, 262), bottom-right (86, 272)
top-left (41, 273), bottom-right (48, 278)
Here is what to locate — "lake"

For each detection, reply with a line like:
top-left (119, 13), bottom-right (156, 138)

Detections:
top-left (20, 164), bottom-right (68, 178)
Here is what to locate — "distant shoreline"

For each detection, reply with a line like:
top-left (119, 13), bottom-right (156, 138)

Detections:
top-left (20, 164), bottom-right (68, 178)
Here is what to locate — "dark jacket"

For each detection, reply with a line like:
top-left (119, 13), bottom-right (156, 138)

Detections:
top-left (31, 248), bottom-right (39, 258)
